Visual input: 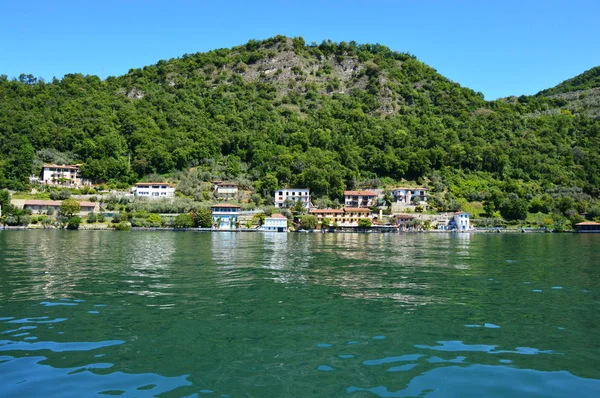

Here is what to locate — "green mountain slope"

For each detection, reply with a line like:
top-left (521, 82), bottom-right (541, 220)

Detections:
top-left (1, 36), bottom-right (599, 211)
top-left (538, 66), bottom-right (600, 96)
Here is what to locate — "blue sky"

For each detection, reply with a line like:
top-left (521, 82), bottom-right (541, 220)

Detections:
top-left (1, 0), bottom-right (598, 99)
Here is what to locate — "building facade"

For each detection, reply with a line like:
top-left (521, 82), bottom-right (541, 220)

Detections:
top-left (40, 164), bottom-right (91, 187)
top-left (132, 183), bottom-right (175, 198)
top-left (344, 191), bottom-right (377, 208)
top-left (309, 208), bottom-right (373, 228)
top-left (259, 214), bottom-right (288, 232)
top-left (22, 200), bottom-right (98, 215)
top-left (211, 204), bottom-right (240, 230)
top-left (274, 188), bottom-right (311, 209)
top-left (391, 187), bottom-right (429, 205)
top-left (447, 212), bottom-right (472, 231)
top-left (215, 182), bottom-right (239, 200)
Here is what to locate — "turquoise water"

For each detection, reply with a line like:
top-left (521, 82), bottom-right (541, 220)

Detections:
top-left (0, 231), bottom-right (599, 397)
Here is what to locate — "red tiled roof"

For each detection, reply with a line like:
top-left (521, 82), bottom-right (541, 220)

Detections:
top-left (42, 164), bottom-right (79, 169)
top-left (391, 187), bottom-right (429, 191)
top-left (575, 222), bottom-right (600, 226)
top-left (135, 182), bottom-right (169, 186)
top-left (269, 214), bottom-right (287, 219)
top-left (23, 200), bottom-right (96, 207)
top-left (211, 204), bottom-right (240, 208)
top-left (395, 214), bottom-right (416, 219)
top-left (344, 190), bottom-right (376, 196)
top-left (343, 208), bottom-right (372, 213)
top-left (310, 208), bottom-right (344, 214)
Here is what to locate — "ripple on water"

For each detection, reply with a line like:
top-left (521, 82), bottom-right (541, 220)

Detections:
top-left (0, 339), bottom-right (125, 353)
top-left (347, 364), bottom-right (600, 397)
top-left (0, 356), bottom-right (192, 397)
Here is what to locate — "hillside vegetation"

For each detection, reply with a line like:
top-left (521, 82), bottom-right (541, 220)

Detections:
top-left (1, 36), bottom-right (599, 216)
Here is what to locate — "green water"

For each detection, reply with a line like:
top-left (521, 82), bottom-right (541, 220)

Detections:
top-left (0, 231), bottom-right (599, 397)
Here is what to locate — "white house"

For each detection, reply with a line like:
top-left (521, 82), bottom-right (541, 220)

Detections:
top-left (211, 204), bottom-right (240, 230)
top-left (259, 213), bottom-right (288, 232)
top-left (344, 190), bottom-right (377, 208)
top-left (439, 212), bottom-right (473, 231)
top-left (40, 164), bottom-right (91, 187)
top-left (132, 183), bottom-right (175, 198)
top-left (274, 188), bottom-right (311, 209)
top-left (214, 182), bottom-right (238, 200)
top-left (391, 187), bottom-right (428, 205)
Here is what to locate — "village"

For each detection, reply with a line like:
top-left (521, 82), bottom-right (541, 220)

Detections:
top-left (3, 163), bottom-right (597, 232)
top-left (0, 163), bottom-right (476, 232)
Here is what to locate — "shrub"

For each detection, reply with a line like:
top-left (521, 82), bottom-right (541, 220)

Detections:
top-left (49, 190), bottom-right (71, 200)
top-left (67, 216), bottom-right (82, 230)
top-left (89, 196), bottom-right (97, 202)
top-left (174, 214), bottom-right (193, 228)
top-left (97, 212), bottom-right (106, 223)
top-left (300, 215), bottom-right (318, 230)
top-left (358, 218), bottom-right (372, 228)
top-left (86, 213), bottom-right (98, 223)
top-left (193, 207), bottom-right (212, 228)
top-left (130, 217), bottom-right (147, 227)
top-left (146, 213), bottom-right (162, 227)
top-left (113, 222), bottom-right (131, 231)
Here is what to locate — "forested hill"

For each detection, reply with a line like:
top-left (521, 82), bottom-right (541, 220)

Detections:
top-left (1, 35), bottom-right (599, 208)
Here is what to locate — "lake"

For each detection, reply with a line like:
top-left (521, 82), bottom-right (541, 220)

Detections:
top-left (0, 231), bottom-right (599, 397)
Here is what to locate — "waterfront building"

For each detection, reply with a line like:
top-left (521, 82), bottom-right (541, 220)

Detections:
top-left (40, 164), bottom-right (91, 187)
top-left (448, 211), bottom-right (472, 231)
top-left (344, 190), bottom-right (377, 208)
top-left (259, 213), bottom-right (289, 232)
top-left (215, 182), bottom-right (239, 200)
top-left (22, 200), bottom-right (98, 215)
top-left (391, 187), bottom-right (429, 205)
top-left (309, 208), bottom-right (374, 228)
top-left (574, 221), bottom-right (600, 233)
top-left (132, 182), bottom-right (175, 198)
top-left (211, 204), bottom-right (240, 230)
top-left (395, 214), bottom-right (417, 226)
top-left (274, 188), bottom-right (311, 209)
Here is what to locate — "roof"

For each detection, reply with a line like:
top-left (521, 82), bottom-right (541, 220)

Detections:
top-left (268, 214), bottom-right (287, 219)
top-left (211, 204), bottom-right (240, 208)
top-left (42, 164), bottom-right (79, 169)
top-left (135, 182), bottom-right (170, 186)
top-left (217, 182), bottom-right (238, 186)
top-left (391, 187), bottom-right (429, 191)
top-left (23, 200), bottom-right (96, 207)
top-left (395, 214), bottom-right (416, 219)
top-left (344, 190), bottom-right (377, 196)
top-left (310, 208), bottom-right (344, 214)
top-left (575, 222), bottom-right (600, 226)
top-left (277, 188), bottom-right (310, 192)
top-left (343, 207), bottom-right (372, 213)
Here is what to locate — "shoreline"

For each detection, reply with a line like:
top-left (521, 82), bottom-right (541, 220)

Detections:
top-left (0, 226), bottom-right (576, 233)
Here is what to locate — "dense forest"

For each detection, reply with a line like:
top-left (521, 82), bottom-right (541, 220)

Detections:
top-left (1, 35), bottom-right (599, 217)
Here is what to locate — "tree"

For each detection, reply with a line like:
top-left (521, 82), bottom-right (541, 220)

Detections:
top-left (293, 199), bottom-right (305, 214)
top-left (67, 216), bottom-right (82, 230)
top-left (86, 213), bottom-right (98, 223)
top-left (299, 215), bottom-right (318, 230)
top-left (499, 194), bottom-right (528, 221)
top-left (321, 218), bottom-right (331, 229)
top-left (60, 199), bottom-right (80, 218)
top-left (174, 214), bottom-right (194, 228)
top-left (252, 212), bottom-right (265, 226)
top-left (358, 218), bottom-right (372, 228)
top-left (193, 207), bottom-right (212, 228)
top-left (146, 213), bottom-right (162, 227)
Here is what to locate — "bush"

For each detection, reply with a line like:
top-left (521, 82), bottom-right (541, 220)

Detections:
top-left (67, 216), bottom-right (82, 230)
top-left (130, 217), bottom-right (148, 227)
top-left (174, 214), bottom-right (194, 228)
top-left (358, 218), bottom-right (372, 228)
top-left (146, 213), bottom-right (162, 227)
top-left (193, 207), bottom-right (212, 228)
top-left (97, 212), bottom-right (106, 223)
top-left (113, 222), bottom-right (131, 231)
top-left (86, 213), bottom-right (98, 223)
top-left (49, 190), bottom-right (71, 200)
top-left (89, 196), bottom-right (97, 202)
top-left (299, 215), bottom-right (318, 230)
